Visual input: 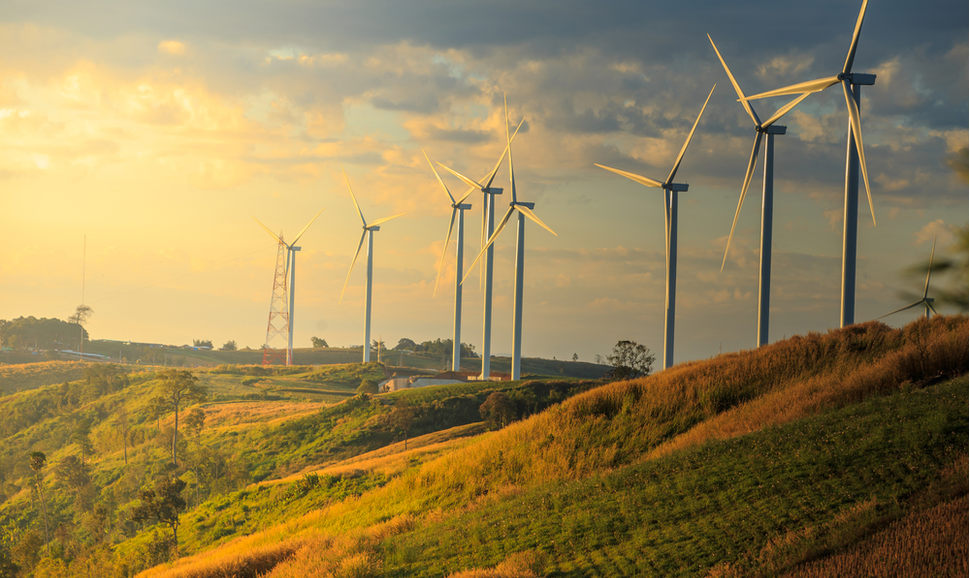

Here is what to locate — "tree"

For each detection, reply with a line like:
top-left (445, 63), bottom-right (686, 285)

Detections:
top-left (310, 337), bottom-right (329, 348)
top-left (28, 452), bottom-right (50, 556)
top-left (595, 354), bottom-right (603, 365)
top-left (572, 353), bottom-right (579, 362)
top-left (394, 338), bottom-right (417, 351)
top-left (220, 340), bottom-right (237, 351)
top-left (70, 416), bottom-right (95, 463)
top-left (606, 340), bottom-right (655, 380)
top-left (131, 477), bottom-right (187, 557)
top-left (191, 339), bottom-right (213, 349)
top-left (182, 408), bottom-right (206, 439)
top-left (356, 379), bottom-right (379, 395)
top-left (114, 405), bottom-right (132, 466)
top-left (479, 392), bottom-right (516, 430)
top-left (156, 370), bottom-right (207, 467)
top-left (390, 398), bottom-right (416, 451)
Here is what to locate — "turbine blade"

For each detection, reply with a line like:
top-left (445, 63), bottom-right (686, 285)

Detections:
top-left (455, 186), bottom-right (475, 205)
top-left (842, 80), bottom-right (875, 226)
top-left (437, 162), bottom-right (485, 191)
top-left (666, 84), bottom-right (716, 185)
top-left (424, 150), bottom-right (456, 205)
top-left (291, 207), bottom-right (325, 245)
top-left (342, 167), bottom-right (368, 227)
top-left (927, 301), bottom-right (939, 316)
top-left (923, 236), bottom-right (937, 299)
top-left (463, 206), bottom-right (515, 285)
top-left (433, 208), bottom-right (458, 298)
top-left (506, 95), bottom-right (517, 204)
top-left (516, 205), bottom-right (557, 236)
top-left (340, 230), bottom-right (367, 304)
top-left (368, 213), bottom-right (406, 228)
top-left (482, 118), bottom-right (525, 190)
top-left (762, 92), bottom-right (813, 128)
top-left (722, 132), bottom-right (763, 271)
top-left (843, 0), bottom-right (869, 74)
top-left (594, 163), bottom-right (663, 188)
top-left (252, 216), bottom-right (284, 244)
top-left (744, 77), bottom-right (839, 100)
top-left (876, 301), bottom-right (923, 320)
top-left (708, 35), bottom-right (760, 126)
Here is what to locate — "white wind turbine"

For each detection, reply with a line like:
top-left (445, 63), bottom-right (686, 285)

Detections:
top-left (709, 34), bottom-right (812, 348)
top-left (595, 85), bottom-right (715, 370)
top-left (743, 0), bottom-right (877, 328)
top-left (462, 96), bottom-right (557, 380)
top-left (878, 238), bottom-right (939, 320)
top-left (425, 150), bottom-right (475, 372)
top-left (436, 118), bottom-right (524, 380)
top-left (253, 207), bottom-right (325, 365)
top-left (339, 168), bottom-right (405, 363)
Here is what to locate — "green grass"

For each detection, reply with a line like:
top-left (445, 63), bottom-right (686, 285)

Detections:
top-left (382, 377), bottom-right (968, 577)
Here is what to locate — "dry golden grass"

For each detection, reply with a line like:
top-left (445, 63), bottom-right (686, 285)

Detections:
top-left (267, 423), bottom-right (486, 484)
top-left (446, 551), bottom-right (547, 578)
top-left (781, 494), bottom-right (968, 578)
top-left (203, 401), bottom-right (320, 429)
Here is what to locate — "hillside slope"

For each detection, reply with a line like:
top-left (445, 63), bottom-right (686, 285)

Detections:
top-left (131, 316), bottom-right (967, 578)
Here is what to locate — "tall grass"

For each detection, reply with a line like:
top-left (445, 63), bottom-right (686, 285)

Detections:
top-left (385, 317), bottom-right (966, 507)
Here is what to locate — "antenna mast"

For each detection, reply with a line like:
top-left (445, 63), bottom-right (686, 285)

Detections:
top-left (263, 237), bottom-right (290, 365)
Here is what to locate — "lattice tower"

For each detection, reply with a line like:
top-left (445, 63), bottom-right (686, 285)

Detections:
top-left (262, 237), bottom-right (290, 365)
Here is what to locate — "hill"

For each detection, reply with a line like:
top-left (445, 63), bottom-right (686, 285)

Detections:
top-left (0, 316), bottom-right (965, 577)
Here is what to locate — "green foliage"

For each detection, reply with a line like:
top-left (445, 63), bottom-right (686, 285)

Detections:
top-left (357, 379), bottom-right (379, 395)
top-left (311, 337), bottom-right (329, 348)
top-left (192, 340), bottom-right (214, 349)
top-left (131, 477), bottom-right (187, 555)
top-left (220, 340), bottom-right (237, 351)
top-left (606, 340), bottom-right (654, 380)
top-left (0, 317), bottom-right (88, 351)
top-left (479, 392), bottom-right (515, 430)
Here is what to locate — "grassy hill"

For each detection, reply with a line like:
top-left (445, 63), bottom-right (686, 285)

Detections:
top-left (0, 316), bottom-right (965, 577)
top-left (77, 341), bottom-right (612, 380)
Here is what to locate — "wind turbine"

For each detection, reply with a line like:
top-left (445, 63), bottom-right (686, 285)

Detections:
top-left (709, 34), bottom-right (812, 347)
top-left (425, 150), bottom-right (475, 372)
top-left (878, 238), bottom-right (939, 320)
top-left (436, 118), bottom-right (524, 380)
top-left (253, 207), bottom-right (325, 365)
top-left (595, 85), bottom-right (715, 370)
top-left (743, 0), bottom-right (877, 328)
top-left (339, 168), bottom-right (405, 363)
top-left (462, 95), bottom-right (557, 380)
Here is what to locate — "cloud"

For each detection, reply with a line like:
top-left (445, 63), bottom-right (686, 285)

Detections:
top-left (158, 40), bottom-right (186, 55)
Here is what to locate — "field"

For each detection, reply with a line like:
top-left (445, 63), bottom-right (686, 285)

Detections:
top-left (0, 316), bottom-right (965, 578)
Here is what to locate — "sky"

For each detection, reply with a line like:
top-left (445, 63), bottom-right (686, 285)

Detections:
top-left (1, 0), bottom-right (967, 365)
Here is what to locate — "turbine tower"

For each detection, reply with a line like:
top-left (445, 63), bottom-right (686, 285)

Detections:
top-left (595, 85), bottom-right (715, 370)
top-left (743, 0), bottom-right (876, 328)
top-left (878, 238), bottom-right (939, 320)
top-left (425, 150), bottom-right (475, 372)
top-left (437, 118), bottom-right (523, 380)
top-left (254, 208), bottom-right (325, 365)
top-left (340, 168), bottom-right (405, 363)
top-left (709, 34), bottom-right (812, 347)
top-left (463, 96), bottom-right (557, 380)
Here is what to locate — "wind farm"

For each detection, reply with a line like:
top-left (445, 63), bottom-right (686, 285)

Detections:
top-left (0, 0), bottom-right (966, 576)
